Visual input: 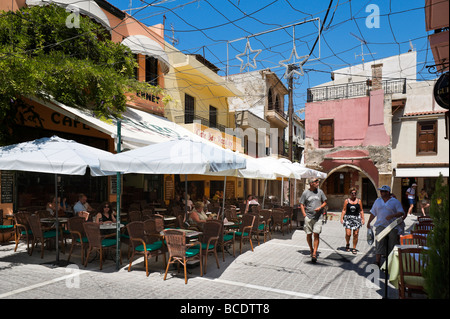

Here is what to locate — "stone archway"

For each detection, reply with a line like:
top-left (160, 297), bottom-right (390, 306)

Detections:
top-left (321, 164), bottom-right (378, 211)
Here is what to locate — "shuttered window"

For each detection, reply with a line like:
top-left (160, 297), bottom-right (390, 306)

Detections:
top-left (145, 56), bottom-right (158, 86)
top-left (417, 120), bottom-right (437, 155)
top-left (209, 105), bottom-right (217, 128)
top-left (319, 119), bottom-right (334, 148)
top-left (185, 94), bottom-right (195, 124)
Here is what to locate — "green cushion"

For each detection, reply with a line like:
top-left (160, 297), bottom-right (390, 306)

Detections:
top-left (258, 224), bottom-right (265, 230)
top-left (101, 239), bottom-right (116, 247)
top-left (186, 247), bottom-right (200, 257)
top-left (121, 234), bottom-right (130, 239)
top-left (76, 237), bottom-right (89, 243)
top-left (43, 230), bottom-right (58, 239)
top-left (201, 243), bottom-right (215, 250)
top-left (223, 234), bottom-right (234, 242)
top-left (234, 231), bottom-right (249, 237)
top-left (135, 241), bottom-right (163, 252)
top-left (282, 218), bottom-right (288, 224)
top-left (404, 275), bottom-right (425, 287)
top-left (20, 230), bottom-right (33, 235)
top-left (0, 225), bottom-right (14, 230)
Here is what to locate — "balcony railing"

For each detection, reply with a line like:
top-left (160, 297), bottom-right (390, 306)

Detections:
top-left (174, 114), bottom-right (227, 133)
top-left (306, 78), bottom-right (406, 103)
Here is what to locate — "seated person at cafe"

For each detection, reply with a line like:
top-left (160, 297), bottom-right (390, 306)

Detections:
top-left (183, 194), bottom-right (194, 210)
top-left (73, 193), bottom-right (94, 216)
top-left (188, 201), bottom-right (211, 231)
top-left (245, 195), bottom-right (260, 213)
top-left (46, 195), bottom-right (66, 217)
top-left (94, 202), bottom-right (116, 224)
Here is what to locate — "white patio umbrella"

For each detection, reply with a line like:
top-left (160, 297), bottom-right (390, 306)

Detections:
top-left (0, 135), bottom-right (115, 266)
top-left (99, 136), bottom-right (246, 175)
top-left (99, 136), bottom-right (247, 223)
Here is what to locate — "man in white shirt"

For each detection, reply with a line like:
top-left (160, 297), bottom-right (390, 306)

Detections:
top-left (367, 185), bottom-right (406, 267)
top-left (405, 183), bottom-right (417, 216)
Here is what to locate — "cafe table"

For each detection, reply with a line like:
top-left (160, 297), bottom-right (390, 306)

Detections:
top-left (154, 208), bottom-right (167, 213)
top-left (99, 222), bottom-right (125, 230)
top-left (381, 244), bottom-right (426, 289)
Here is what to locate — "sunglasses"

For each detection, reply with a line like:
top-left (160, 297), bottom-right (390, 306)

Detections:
top-left (351, 192), bottom-right (357, 195)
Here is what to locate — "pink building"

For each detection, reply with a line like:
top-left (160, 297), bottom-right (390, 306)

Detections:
top-left (304, 63), bottom-right (403, 210)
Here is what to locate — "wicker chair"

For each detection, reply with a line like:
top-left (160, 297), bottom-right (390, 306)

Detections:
top-left (271, 209), bottom-right (290, 235)
top-left (163, 229), bottom-right (202, 284)
top-left (399, 234), bottom-right (427, 246)
top-left (234, 214), bottom-right (255, 255)
top-left (126, 221), bottom-right (166, 277)
top-left (281, 206), bottom-right (294, 232)
top-left (128, 210), bottom-right (142, 222)
top-left (27, 214), bottom-right (63, 259)
top-left (67, 217), bottom-right (87, 264)
top-left (13, 212), bottom-right (33, 254)
top-left (217, 220), bottom-right (235, 261)
top-left (398, 247), bottom-right (428, 299)
top-left (200, 220), bottom-right (221, 274)
top-left (83, 222), bottom-right (120, 270)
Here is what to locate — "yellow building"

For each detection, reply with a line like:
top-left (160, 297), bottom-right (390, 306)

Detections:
top-left (163, 43), bottom-right (246, 201)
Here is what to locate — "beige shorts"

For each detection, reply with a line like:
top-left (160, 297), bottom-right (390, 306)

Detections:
top-left (304, 216), bottom-right (322, 235)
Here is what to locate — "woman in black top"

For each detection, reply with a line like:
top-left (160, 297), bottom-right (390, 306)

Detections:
top-left (94, 202), bottom-right (116, 224)
top-left (340, 188), bottom-right (365, 254)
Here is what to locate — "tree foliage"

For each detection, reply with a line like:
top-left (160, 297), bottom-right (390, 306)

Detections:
top-left (423, 174), bottom-right (449, 299)
top-left (0, 4), bottom-right (165, 143)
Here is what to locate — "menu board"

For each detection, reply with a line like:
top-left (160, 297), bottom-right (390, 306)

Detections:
top-left (225, 181), bottom-right (235, 199)
top-left (1, 171), bottom-right (14, 203)
top-left (164, 175), bottom-right (174, 200)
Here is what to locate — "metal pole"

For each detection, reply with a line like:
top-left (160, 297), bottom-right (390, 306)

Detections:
top-left (184, 174), bottom-right (188, 223)
top-left (222, 176), bottom-right (227, 220)
top-left (55, 174), bottom-right (59, 263)
top-left (116, 120), bottom-right (121, 270)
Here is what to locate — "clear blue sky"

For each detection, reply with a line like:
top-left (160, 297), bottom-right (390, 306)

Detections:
top-left (109, 0), bottom-right (435, 117)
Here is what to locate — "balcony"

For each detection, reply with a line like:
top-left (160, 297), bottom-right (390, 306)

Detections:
top-left (266, 107), bottom-right (288, 128)
top-left (306, 78), bottom-right (407, 103)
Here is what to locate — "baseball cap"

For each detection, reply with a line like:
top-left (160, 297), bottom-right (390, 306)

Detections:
top-left (309, 178), bottom-right (320, 183)
top-left (412, 183), bottom-right (417, 187)
top-left (378, 185), bottom-right (391, 192)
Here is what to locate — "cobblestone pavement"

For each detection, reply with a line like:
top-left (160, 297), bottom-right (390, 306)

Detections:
top-left (0, 212), bottom-right (418, 304)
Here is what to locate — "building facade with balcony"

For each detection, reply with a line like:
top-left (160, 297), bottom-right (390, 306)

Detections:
top-left (303, 51), bottom-right (435, 211)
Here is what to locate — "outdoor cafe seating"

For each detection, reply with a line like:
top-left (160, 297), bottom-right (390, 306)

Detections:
top-left (163, 229), bottom-right (203, 284)
top-left (199, 220), bottom-right (221, 274)
top-left (67, 216), bottom-right (88, 265)
top-left (27, 214), bottom-right (64, 259)
top-left (397, 247), bottom-right (429, 299)
top-left (233, 214), bottom-right (255, 255)
top-left (13, 211), bottom-right (33, 255)
top-left (83, 222), bottom-right (121, 270)
top-left (126, 221), bottom-right (166, 277)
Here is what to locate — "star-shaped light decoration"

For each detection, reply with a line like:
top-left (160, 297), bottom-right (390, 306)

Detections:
top-left (279, 44), bottom-right (310, 79)
top-left (235, 38), bottom-right (262, 72)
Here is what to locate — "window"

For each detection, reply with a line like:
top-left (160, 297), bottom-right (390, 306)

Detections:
top-left (319, 119), bottom-right (334, 148)
top-left (326, 172), bottom-right (350, 195)
top-left (145, 56), bottom-right (158, 86)
top-left (417, 120), bottom-right (437, 155)
top-left (268, 88), bottom-right (274, 110)
top-left (209, 105), bottom-right (217, 128)
top-left (275, 95), bottom-right (281, 112)
top-left (185, 94), bottom-right (195, 124)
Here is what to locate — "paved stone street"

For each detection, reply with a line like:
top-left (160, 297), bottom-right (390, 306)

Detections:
top-left (0, 212), bottom-right (418, 306)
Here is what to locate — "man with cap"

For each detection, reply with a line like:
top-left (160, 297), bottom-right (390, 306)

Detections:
top-left (405, 183), bottom-right (417, 216)
top-left (367, 185), bottom-right (406, 267)
top-left (299, 178), bottom-right (327, 263)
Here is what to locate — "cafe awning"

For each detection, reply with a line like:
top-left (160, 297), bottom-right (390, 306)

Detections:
top-left (30, 96), bottom-right (201, 151)
top-left (26, 0), bottom-right (111, 30)
top-left (121, 35), bottom-right (170, 74)
top-left (394, 166), bottom-right (449, 177)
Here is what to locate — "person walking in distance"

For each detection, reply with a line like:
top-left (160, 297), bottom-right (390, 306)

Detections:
top-left (300, 178), bottom-right (327, 263)
top-left (340, 187), bottom-right (365, 254)
top-left (405, 183), bottom-right (417, 216)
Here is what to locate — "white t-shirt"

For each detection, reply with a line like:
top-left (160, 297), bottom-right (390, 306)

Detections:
top-left (370, 197), bottom-right (405, 230)
top-left (406, 187), bottom-right (416, 199)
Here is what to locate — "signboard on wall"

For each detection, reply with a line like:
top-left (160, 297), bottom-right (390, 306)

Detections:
top-left (1, 172), bottom-right (14, 204)
top-left (164, 175), bottom-right (174, 200)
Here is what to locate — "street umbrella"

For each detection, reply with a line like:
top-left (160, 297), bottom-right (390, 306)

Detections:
top-left (99, 136), bottom-right (247, 175)
top-left (0, 135), bottom-right (115, 266)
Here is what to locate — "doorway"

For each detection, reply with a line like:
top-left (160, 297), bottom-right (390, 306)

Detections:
top-left (362, 178), bottom-right (377, 210)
